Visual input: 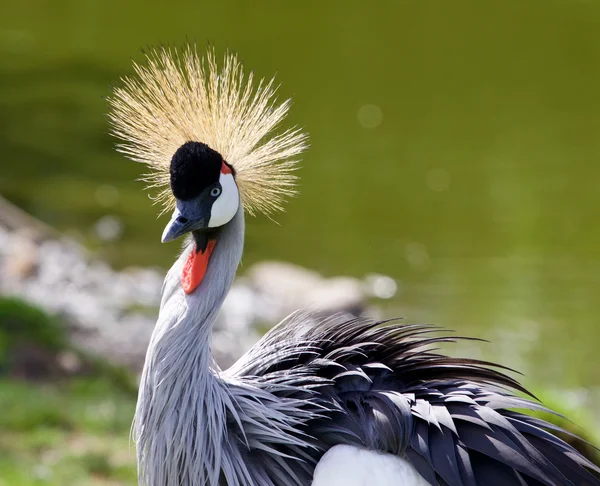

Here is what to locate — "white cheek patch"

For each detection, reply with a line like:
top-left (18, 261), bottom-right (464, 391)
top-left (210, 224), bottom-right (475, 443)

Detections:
top-left (208, 173), bottom-right (240, 228)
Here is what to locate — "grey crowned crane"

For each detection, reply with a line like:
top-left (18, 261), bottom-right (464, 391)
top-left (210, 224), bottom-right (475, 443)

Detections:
top-left (108, 46), bottom-right (600, 486)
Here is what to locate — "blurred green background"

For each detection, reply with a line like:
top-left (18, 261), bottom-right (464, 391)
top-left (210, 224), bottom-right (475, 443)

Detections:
top-left (2, 0), bottom-right (600, 484)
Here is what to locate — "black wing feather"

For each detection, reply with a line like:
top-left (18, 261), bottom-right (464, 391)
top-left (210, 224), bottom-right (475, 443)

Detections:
top-left (229, 315), bottom-right (600, 485)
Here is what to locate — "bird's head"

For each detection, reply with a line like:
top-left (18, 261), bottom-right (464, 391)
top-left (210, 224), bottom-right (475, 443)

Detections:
top-left (161, 141), bottom-right (239, 244)
top-left (108, 46), bottom-right (307, 292)
top-left (108, 45), bottom-right (308, 239)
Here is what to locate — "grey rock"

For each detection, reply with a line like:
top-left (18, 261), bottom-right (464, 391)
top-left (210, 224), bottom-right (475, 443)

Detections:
top-left (0, 222), bottom-right (396, 371)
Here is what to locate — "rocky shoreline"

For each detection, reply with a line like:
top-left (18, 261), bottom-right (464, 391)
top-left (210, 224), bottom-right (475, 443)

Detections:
top-left (0, 196), bottom-right (396, 371)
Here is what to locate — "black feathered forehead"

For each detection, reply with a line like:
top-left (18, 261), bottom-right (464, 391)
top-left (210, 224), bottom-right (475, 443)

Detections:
top-left (169, 141), bottom-right (224, 200)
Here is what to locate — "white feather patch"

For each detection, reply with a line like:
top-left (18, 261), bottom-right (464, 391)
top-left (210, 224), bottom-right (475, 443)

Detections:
top-left (312, 444), bottom-right (431, 486)
top-left (209, 173), bottom-right (239, 228)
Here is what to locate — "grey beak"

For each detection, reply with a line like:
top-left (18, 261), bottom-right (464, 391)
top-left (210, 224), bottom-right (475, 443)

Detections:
top-left (162, 209), bottom-right (188, 243)
top-left (161, 204), bottom-right (209, 243)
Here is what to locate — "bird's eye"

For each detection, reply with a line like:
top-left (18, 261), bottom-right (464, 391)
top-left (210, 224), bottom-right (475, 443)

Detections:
top-left (210, 187), bottom-right (222, 198)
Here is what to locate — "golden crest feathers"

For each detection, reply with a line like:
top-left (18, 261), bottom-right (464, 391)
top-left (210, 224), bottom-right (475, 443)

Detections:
top-left (108, 45), bottom-right (308, 216)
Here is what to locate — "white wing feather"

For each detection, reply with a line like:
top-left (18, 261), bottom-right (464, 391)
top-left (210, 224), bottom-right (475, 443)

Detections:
top-left (312, 444), bottom-right (432, 486)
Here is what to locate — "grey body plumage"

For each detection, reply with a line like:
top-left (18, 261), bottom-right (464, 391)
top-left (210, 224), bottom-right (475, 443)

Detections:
top-left (109, 47), bottom-right (600, 486)
top-left (134, 203), bottom-right (599, 486)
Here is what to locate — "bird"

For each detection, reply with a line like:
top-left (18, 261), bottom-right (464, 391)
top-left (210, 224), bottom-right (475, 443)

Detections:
top-left (108, 45), bottom-right (600, 486)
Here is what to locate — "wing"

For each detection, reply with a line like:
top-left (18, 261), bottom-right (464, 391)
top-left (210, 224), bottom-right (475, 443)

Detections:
top-left (228, 314), bottom-right (600, 486)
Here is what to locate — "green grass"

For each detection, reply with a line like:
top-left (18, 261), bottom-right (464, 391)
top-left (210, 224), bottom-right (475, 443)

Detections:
top-left (0, 298), bottom-right (137, 485)
top-left (0, 297), bottom-right (66, 371)
top-left (0, 378), bottom-right (137, 486)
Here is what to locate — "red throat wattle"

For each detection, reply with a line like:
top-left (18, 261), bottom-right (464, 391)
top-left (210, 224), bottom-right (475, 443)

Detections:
top-left (181, 240), bottom-right (216, 294)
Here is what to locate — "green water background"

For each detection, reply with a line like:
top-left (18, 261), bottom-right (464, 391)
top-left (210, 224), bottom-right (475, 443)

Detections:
top-left (2, 1), bottom-right (600, 425)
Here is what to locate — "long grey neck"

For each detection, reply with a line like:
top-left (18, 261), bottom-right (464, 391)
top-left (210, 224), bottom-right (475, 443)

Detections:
top-left (134, 206), bottom-right (245, 486)
top-left (154, 205), bottom-right (244, 369)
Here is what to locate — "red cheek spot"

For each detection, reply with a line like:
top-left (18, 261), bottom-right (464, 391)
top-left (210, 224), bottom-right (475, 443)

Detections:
top-left (181, 240), bottom-right (217, 294)
top-left (221, 161), bottom-right (232, 175)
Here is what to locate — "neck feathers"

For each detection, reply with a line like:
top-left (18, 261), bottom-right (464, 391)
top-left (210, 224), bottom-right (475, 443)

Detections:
top-left (135, 206), bottom-right (245, 486)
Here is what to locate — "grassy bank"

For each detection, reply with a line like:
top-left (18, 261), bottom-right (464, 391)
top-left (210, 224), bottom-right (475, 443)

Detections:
top-left (0, 378), bottom-right (136, 486)
top-left (0, 297), bottom-right (137, 485)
